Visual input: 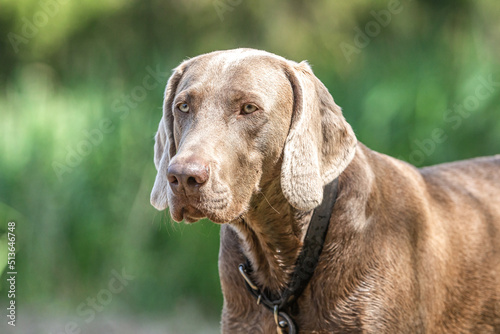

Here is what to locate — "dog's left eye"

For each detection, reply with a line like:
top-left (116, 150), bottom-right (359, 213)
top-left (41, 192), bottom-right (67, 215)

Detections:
top-left (242, 104), bottom-right (258, 114)
top-left (178, 103), bottom-right (190, 113)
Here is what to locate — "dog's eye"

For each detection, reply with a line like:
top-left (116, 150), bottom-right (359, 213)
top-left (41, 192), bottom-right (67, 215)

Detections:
top-left (242, 104), bottom-right (258, 114)
top-left (178, 103), bottom-right (190, 113)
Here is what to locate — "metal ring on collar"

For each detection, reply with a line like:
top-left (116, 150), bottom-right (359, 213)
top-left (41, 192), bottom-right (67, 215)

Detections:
top-left (238, 264), bottom-right (258, 291)
top-left (273, 305), bottom-right (296, 334)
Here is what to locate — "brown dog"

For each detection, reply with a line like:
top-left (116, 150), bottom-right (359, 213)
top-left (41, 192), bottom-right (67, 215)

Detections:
top-left (150, 48), bottom-right (500, 333)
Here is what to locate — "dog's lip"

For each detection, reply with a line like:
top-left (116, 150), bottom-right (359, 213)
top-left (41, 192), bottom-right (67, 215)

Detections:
top-left (172, 202), bottom-right (233, 224)
top-left (180, 205), bottom-right (206, 223)
top-left (169, 192), bottom-right (233, 223)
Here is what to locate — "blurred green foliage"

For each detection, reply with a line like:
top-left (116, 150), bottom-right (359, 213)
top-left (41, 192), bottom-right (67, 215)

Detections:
top-left (0, 0), bottom-right (499, 329)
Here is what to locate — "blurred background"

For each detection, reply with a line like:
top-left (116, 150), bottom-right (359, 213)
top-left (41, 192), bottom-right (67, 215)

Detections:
top-left (0, 0), bottom-right (499, 332)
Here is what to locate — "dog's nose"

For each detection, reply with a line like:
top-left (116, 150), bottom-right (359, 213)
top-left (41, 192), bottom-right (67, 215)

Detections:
top-left (167, 159), bottom-right (209, 194)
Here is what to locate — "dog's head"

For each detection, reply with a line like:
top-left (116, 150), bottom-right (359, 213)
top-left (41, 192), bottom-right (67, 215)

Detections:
top-left (150, 48), bottom-right (356, 223)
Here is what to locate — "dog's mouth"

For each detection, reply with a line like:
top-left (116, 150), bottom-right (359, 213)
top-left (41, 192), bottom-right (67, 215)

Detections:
top-left (176, 205), bottom-right (205, 223)
top-left (169, 194), bottom-right (233, 224)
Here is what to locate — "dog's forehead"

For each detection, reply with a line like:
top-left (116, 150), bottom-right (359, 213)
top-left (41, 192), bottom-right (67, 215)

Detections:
top-left (179, 49), bottom-right (288, 93)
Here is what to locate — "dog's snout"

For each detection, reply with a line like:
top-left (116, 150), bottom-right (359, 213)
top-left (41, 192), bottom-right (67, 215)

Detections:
top-left (167, 158), bottom-right (209, 194)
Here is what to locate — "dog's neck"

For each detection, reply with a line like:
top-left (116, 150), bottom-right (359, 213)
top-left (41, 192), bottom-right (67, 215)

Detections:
top-left (220, 145), bottom-right (407, 331)
top-left (231, 175), bottom-right (314, 293)
top-left (226, 145), bottom-right (372, 295)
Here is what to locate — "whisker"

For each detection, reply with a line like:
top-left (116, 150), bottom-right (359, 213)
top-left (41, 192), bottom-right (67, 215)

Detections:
top-left (257, 190), bottom-right (281, 215)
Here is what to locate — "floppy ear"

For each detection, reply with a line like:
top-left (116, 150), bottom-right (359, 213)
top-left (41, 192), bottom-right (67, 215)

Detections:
top-left (281, 61), bottom-right (357, 211)
top-left (150, 63), bottom-right (187, 210)
top-left (153, 117), bottom-right (167, 170)
top-left (160, 64), bottom-right (188, 165)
